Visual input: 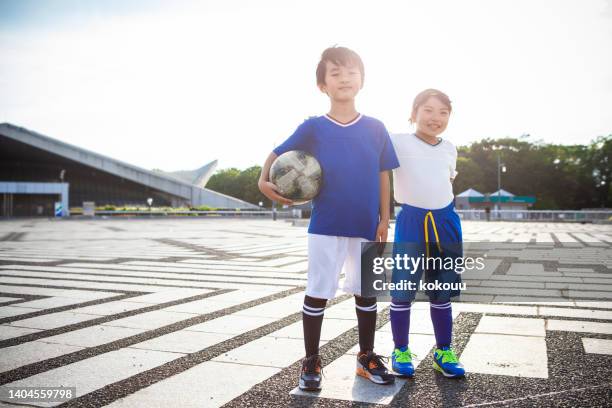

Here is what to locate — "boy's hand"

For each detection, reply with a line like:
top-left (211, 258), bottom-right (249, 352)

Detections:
top-left (258, 180), bottom-right (293, 205)
top-left (375, 220), bottom-right (389, 242)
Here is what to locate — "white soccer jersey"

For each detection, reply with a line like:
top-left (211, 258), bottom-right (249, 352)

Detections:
top-left (391, 133), bottom-right (458, 210)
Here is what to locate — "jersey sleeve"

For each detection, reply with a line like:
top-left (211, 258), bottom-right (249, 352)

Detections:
top-left (272, 119), bottom-right (313, 156)
top-left (379, 123), bottom-right (400, 171)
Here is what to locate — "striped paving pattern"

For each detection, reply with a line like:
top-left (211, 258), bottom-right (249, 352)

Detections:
top-left (0, 218), bottom-right (610, 407)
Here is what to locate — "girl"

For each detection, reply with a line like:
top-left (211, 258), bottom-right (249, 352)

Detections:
top-left (389, 89), bottom-right (465, 378)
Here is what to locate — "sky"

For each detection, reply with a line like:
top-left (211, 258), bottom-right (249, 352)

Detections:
top-left (1, 0), bottom-right (611, 172)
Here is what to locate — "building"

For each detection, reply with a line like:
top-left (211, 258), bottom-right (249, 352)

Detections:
top-left (456, 188), bottom-right (536, 211)
top-left (164, 160), bottom-right (218, 189)
top-left (0, 123), bottom-right (257, 216)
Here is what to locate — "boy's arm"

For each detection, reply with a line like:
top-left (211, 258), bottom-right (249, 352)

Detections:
top-left (258, 152), bottom-right (293, 205)
top-left (376, 170), bottom-right (391, 242)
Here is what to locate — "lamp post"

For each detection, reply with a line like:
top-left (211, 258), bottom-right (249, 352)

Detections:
top-left (496, 153), bottom-right (506, 218)
top-left (272, 201), bottom-right (277, 221)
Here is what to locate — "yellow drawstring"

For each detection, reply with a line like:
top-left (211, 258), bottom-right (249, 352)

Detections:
top-left (424, 211), bottom-right (443, 258)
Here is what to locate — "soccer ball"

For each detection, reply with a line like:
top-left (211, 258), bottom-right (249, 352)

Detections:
top-left (270, 150), bottom-right (322, 204)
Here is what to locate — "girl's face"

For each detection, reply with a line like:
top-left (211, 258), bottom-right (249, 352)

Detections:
top-left (412, 96), bottom-right (451, 138)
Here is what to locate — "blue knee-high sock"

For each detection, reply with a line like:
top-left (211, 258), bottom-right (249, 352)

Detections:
top-left (390, 299), bottom-right (411, 349)
top-left (430, 301), bottom-right (452, 348)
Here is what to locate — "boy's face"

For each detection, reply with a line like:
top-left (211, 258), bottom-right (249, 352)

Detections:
top-left (318, 61), bottom-right (362, 102)
top-left (412, 97), bottom-right (450, 138)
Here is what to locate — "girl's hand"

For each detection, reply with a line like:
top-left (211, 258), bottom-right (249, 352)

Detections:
top-left (258, 180), bottom-right (293, 205)
top-left (375, 219), bottom-right (389, 242)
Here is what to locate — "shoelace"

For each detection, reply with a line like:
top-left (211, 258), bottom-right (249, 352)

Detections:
top-left (303, 355), bottom-right (323, 376)
top-left (437, 349), bottom-right (459, 364)
top-left (367, 352), bottom-right (389, 370)
top-left (394, 349), bottom-right (417, 363)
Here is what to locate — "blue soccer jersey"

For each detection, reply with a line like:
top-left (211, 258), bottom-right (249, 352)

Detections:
top-left (273, 114), bottom-right (399, 241)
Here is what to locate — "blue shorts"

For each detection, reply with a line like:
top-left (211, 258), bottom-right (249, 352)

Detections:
top-left (391, 201), bottom-right (463, 302)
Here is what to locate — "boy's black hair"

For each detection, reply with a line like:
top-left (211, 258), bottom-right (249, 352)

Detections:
top-left (316, 46), bottom-right (365, 86)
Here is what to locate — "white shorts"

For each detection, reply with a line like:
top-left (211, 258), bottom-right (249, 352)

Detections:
top-left (306, 233), bottom-right (366, 299)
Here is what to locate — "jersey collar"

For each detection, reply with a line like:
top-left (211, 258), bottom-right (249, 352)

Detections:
top-left (324, 113), bottom-right (363, 127)
top-left (413, 133), bottom-right (443, 146)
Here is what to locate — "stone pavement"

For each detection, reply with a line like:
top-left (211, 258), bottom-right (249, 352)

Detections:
top-left (0, 218), bottom-right (610, 407)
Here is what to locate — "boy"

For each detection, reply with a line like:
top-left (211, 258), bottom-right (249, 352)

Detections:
top-left (258, 46), bottom-right (399, 390)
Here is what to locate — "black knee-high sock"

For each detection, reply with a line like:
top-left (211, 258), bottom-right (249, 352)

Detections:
top-left (303, 295), bottom-right (327, 357)
top-left (355, 295), bottom-right (377, 353)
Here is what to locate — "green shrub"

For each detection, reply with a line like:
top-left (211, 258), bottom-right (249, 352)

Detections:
top-left (189, 205), bottom-right (217, 211)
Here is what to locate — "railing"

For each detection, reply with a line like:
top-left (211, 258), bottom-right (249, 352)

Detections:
top-left (52, 208), bottom-right (612, 223)
top-left (84, 209), bottom-right (298, 219)
top-left (456, 209), bottom-right (612, 222)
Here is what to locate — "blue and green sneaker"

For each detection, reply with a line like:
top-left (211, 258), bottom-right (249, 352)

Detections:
top-left (432, 346), bottom-right (465, 378)
top-left (391, 346), bottom-right (415, 377)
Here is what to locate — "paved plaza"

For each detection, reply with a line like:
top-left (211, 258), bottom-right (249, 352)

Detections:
top-left (0, 218), bottom-right (611, 407)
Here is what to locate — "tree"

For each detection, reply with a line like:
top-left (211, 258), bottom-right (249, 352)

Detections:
top-left (453, 135), bottom-right (611, 209)
top-left (206, 166), bottom-right (272, 207)
top-left (206, 135), bottom-right (611, 210)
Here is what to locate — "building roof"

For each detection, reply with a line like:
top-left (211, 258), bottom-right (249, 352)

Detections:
top-left (490, 189), bottom-right (515, 197)
top-left (166, 160), bottom-right (219, 188)
top-left (0, 123), bottom-right (257, 209)
top-left (457, 188), bottom-right (485, 197)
